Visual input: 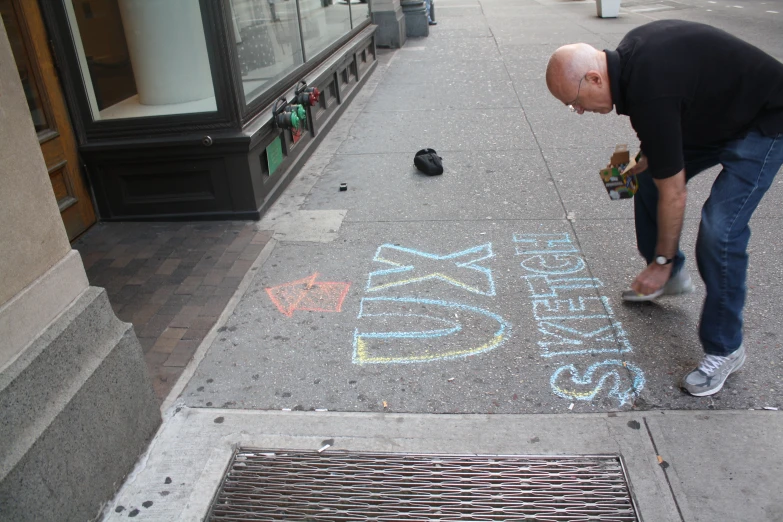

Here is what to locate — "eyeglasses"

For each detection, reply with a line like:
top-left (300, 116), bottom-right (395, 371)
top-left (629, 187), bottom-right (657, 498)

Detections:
top-left (566, 75), bottom-right (586, 112)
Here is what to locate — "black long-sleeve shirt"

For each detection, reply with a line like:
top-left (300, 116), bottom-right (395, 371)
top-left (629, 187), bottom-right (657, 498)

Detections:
top-left (606, 20), bottom-right (783, 179)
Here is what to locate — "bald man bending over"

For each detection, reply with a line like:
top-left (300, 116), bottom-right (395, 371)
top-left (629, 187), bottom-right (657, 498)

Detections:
top-left (546, 20), bottom-right (783, 397)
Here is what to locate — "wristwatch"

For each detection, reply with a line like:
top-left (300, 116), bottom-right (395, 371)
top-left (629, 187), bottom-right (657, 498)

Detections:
top-left (655, 255), bottom-right (674, 266)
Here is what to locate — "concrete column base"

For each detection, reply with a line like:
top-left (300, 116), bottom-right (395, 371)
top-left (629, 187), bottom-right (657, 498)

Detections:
top-left (401, 0), bottom-right (429, 37)
top-left (372, 9), bottom-right (407, 48)
top-left (0, 250), bottom-right (89, 371)
top-left (0, 287), bottom-right (161, 522)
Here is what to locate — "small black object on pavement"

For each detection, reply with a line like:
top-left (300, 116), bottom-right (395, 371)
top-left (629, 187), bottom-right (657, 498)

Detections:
top-left (414, 148), bottom-right (443, 176)
top-left (339, 183), bottom-right (348, 191)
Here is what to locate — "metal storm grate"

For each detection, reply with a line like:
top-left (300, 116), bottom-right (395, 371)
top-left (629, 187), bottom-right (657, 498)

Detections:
top-left (208, 449), bottom-right (639, 521)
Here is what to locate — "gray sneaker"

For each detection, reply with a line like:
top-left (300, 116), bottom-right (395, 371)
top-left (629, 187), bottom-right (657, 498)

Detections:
top-left (622, 269), bottom-right (694, 302)
top-left (682, 345), bottom-right (746, 397)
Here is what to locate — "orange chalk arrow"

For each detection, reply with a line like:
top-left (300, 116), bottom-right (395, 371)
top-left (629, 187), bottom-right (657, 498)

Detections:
top-left (266, 273), bottom-right (350, 317)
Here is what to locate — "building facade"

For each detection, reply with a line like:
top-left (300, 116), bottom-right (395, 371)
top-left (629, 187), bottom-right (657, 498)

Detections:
top-left (0, 1), bottom-right (378, 519)
top-left (5, 0), bottom-right (378, 240)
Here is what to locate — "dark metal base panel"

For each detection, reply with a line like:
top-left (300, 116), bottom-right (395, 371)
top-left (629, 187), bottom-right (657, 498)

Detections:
top-left (81, 28), bottom-right (377, 223)
top-left (208, 450), bottom-right (640, 521)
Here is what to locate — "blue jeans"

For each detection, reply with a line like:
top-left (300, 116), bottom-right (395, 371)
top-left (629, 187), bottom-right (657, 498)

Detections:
top-left (424, 0), bottom-right (433, 22)
top-left (634, 131), bottom-right (783, 356)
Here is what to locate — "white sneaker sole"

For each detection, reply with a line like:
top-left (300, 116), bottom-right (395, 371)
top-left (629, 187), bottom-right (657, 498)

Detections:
top-left (621, 288), bottom-right (664, 302)
top-left (621, 275), bottom-right (694, 303)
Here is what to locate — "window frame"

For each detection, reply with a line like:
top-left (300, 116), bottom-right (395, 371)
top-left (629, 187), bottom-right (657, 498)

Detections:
top-left (42, 0), bottom-right (240, 142)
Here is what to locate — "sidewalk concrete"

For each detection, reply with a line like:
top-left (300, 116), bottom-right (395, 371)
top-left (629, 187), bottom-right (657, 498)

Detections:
top-left (103, 409), bottom-right (782, 521)
top-left (103, 0), bottom-right (783, 519)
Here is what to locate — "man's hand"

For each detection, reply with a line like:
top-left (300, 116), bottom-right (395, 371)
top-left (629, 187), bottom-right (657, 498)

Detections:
top-left (629, 154), bottom-right (648, 175)
top-left (631, 262), bottom-right (673, 296)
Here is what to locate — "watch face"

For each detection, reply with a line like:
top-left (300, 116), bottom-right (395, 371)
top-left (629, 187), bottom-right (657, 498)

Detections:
top-left (656, 256), bottom-right (667, 265)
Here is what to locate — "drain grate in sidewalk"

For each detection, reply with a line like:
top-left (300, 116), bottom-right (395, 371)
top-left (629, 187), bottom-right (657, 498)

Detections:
top-left (208, 449), bottom-right (639, 521)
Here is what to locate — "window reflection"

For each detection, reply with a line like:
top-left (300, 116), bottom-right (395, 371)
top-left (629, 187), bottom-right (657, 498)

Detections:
top-left (350, 0), bottom-right (371, 28)
top-left (62, 0), bottom-right (368, 118)
top-left (231, 0), bottom-right (304, 105)
top-left (300, 0), bottom-right (351, 59)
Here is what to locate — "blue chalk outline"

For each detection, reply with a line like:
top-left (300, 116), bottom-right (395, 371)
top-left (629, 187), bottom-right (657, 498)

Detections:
top-left (513, 232), bottom-right (578, 255)
top-left (367, 243), bottom-right (496, 296)
top-left (550, 360), bottom-right (645, 406)
top-left (536, 296), bottom-right (635, 357)
top-left (354, 312), bottom-right (462, 339)
top-left (523, 275), bottom-right (604, 298)
top-left (519, 254), bottom-right (586, 275)
top-left (532, 296), bottom-right (604, 318)
top-left (353, 297), bottom-right (510, 364)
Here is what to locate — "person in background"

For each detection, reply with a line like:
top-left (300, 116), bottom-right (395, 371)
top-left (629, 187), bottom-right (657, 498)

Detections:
top-left (425, 0), bottom-right (436, 25)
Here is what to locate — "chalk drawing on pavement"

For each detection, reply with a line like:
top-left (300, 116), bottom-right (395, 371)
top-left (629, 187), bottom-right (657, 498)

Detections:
top-left (367, 244), bottom-right (496, 296)
top-left (533, 296), bottom-right (633, 358)
top-left (520, 254), bottom-right (586, 275)
top-left (550, 360), bottom-right (646, 406)
top-left (515, 232), bottom-right (645, 407)
top-left (513, 232), bottom-right (579, 255)
top-left (353, 297), bottom-right (510, 364)
top-left (266, 273), bottom-right (350, 317)
top-left (523, 274), bottom-right (604, 298)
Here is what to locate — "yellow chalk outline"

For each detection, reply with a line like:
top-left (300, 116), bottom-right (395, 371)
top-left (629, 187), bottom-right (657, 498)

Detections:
top-left (551, 387), bottom-right (597, 399)
top-left (355, 334), bottom-right (505, 364)
top-left (368, 272), bottom-right (487, 295)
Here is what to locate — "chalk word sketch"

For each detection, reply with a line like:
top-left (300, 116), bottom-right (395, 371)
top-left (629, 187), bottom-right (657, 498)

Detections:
top-left (551, 361), bottom-right (645, 405)
top-left (353, 297), bottom-right (509, 364)
top-left (355, 243), bottom-right (508, 364)
top-left (532, 295), bottom-right (633, 357)
top-left (367, 244), bottom-right (496, 296)
top-left (515, 232), bottom-right (645, 406)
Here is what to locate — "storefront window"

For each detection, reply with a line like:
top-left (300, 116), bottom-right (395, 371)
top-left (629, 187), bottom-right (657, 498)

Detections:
top-left (300, 0), bottom-right (351, 59)
top-left (351, 0), bottom-right (370, 28)
top-left (230, 0), bottom-right (304, 105)
top-left (64, 0), bottom-right (217, 120)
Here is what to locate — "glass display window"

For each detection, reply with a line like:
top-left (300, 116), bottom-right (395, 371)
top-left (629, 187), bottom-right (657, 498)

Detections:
top-left (299, 0), bottom-right (351, 60)
top-left (230, 0), bottom-right (304, 105)
top-left (64, 0), bottom-right (218, 120)
top-left (349, 0), bottom-right (370, 28)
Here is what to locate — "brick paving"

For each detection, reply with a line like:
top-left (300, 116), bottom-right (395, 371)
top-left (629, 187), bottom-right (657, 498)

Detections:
top-left (73, 222), bottom-right (272, 401)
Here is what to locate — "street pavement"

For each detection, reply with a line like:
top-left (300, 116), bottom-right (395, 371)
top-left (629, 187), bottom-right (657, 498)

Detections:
top-left (104, 0), bottom-right (783, 520)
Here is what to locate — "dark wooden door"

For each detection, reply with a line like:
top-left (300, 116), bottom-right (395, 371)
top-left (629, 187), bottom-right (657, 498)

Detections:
top-left (1, 0), bottom-right (96, 240)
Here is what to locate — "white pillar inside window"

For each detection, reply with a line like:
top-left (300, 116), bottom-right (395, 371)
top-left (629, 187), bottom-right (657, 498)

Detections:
top-left (118, 0), bottom-right (214, 106)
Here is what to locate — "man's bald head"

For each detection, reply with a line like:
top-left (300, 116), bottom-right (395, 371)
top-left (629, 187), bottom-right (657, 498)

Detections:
top-left (546, 44), bottom-right (602, 97)
top-left (545, 44), bottom-right (613, 114)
